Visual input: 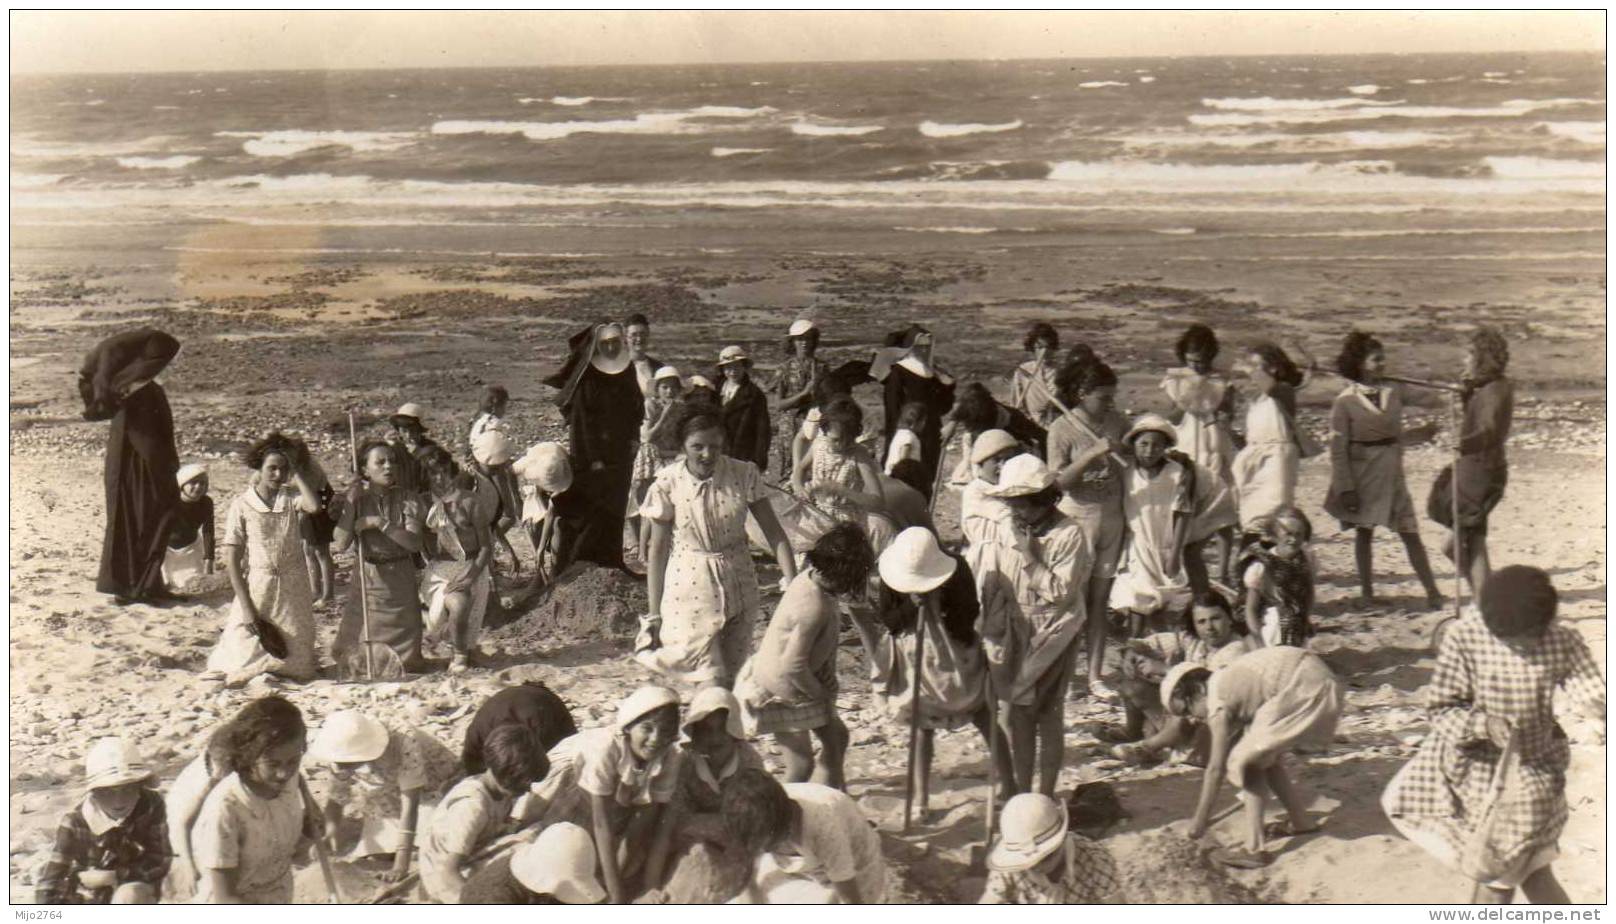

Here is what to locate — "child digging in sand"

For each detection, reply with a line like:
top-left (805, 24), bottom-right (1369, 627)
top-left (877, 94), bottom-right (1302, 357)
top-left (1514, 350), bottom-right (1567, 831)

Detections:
top-left (735, 523), bottom-right (875, 789)
top-left (418, 724), bottom-right (549, 903)
top-left (191, 695), bottom-right (321, 904)
top-left (458, 822), bottom-right (605, 904)
top-left (35, 738), bottom-right (169, 905)
top-left (163, 463), bottom-right (214, 593)
top-left (205, 432), bottom-right (324, 686)
top-left (979, 793), bottom-right (1119, 904)
top-left (1382, 565), bottom-right (1604, 904)
top-left (1168, 645), bottom-right (1344, 869)
top-left (723, 769), bottom-right (887, 904)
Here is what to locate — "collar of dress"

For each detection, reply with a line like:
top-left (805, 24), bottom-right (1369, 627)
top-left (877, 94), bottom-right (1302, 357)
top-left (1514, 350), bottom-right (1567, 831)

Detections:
top-left (244, 485), bottom-right (291, 514)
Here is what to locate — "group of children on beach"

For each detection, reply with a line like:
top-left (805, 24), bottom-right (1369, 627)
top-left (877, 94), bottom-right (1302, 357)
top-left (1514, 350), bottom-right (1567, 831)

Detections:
top-left (111, 311), bottom-right (1599, 905)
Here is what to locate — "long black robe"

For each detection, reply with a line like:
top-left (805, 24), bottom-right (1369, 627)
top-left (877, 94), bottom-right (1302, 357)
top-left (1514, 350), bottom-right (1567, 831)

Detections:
top-left (721, 378), bottom-right (772, 473)
top-left (554, 364), bottom-right (642, 568)
top-left (883, 364), bottom-right (956, 487)
top-left (97, 382), bottom-right (180, 598)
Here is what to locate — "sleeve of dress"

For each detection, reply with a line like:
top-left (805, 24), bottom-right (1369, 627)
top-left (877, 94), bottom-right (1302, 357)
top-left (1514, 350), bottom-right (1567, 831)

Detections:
top-left (740, 460), bottom-right (764, 506)
top-left (221, 495), bottom-right (248, 548)
top-left (434, 793), bottom-right (491, 858)
top-left (640, 470), bottom-right (676, 524)
top-left (1243, 561), bottom-right (1266, 592)
top-left (400, 494), bottom-right (424, 536)
top-left (130, 794), bottom-right (172, 886)
top-left (1328, 396), bottom-right (1355, 494)
top-left (395, 731), bottom-right (430, 793)
top-left (1425, 630), bottom-right (1487, 744)
top-left (1457, 381), bottom-right (1513, 456)
top-left (33, 812), bottom-right (84, 904)
top-left (1029, 529), bottom-right (1087, 611)
top-left (812, 801), bottom-right (860, 884)
top-left (190, 789), bottom-right (241, 871)
top-left (1557, 629), bottom-right (1606, 720)
top-left (575, 735), bottom-right (622, 799)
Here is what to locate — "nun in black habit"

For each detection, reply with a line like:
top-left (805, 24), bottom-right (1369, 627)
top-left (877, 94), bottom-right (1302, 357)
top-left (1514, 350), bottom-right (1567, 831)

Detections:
top-left (877, 324), bottom-right (956, 489)
top-left (543, 322), bottom-right (642, 572)
top-left (79, 327), bottom-right (183, 604)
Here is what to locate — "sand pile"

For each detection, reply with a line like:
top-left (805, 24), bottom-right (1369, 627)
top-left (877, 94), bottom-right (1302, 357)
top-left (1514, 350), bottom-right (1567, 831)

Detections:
top-left (485, 564), bottom-right (644, 649)
top-left (1107, 830), bottom-right (1263, 904)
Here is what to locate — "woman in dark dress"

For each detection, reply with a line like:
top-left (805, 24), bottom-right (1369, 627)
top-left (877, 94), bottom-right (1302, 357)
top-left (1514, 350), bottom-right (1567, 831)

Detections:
top-left (879, 325), bottom-right (956, 490)
top-left (545, 323), bottom-right (642, 572)
top-left (80, 327), bottom-right (182, 605)
top-left (1434, 326), bottom-right (1514, 598)
top-left (716, 345), bottom-right (773, 472)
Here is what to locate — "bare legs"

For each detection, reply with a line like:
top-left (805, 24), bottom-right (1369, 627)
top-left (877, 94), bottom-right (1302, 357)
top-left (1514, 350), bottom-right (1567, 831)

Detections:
top-left (1401, 531), bottom-right (1445, 608)
top-left (1214, 526), bottom-right (1237, 587)
top-left (305, 543), bottom-right (335, 605)
top-left (775, 718), bottom-right (848, 789)
top-left (1084, 575), bottom-right (1115, 688)
top-left (1239, 760), bottom-right (1313, 853)
top-left (1442, 528), bottom-right (1491, 599)
top-left (1353, 527), bottom-right (1445, 609)
top-left (1472, 867), bottom-right (1571, 905)
top-left (1001, 700), bottom-right (1064, 797)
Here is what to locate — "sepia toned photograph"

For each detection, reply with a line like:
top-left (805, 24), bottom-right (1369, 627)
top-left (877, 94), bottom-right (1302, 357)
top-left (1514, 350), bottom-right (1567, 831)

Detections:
top-left (7, 10), bottom-right (1606, 909)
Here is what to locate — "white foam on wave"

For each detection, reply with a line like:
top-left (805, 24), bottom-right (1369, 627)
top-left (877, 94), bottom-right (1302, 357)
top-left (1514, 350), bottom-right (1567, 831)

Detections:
top-left (1152, 227), bottom-right (1197, 235)
top-left (791, 121), bottom-right (883, 136)
top-left (711, 147), bottom-right (773, 157)
top-left (11, 173), bottom-right (65, 188)
top-left (1079, 81), bottom-right (1128, 89)
top-left (1138, 76), bottom-right (1157, 84)
top-left (1190, 98), bottom-right (1600, 127)
top-left (686, 105), bottom-right (776, 118)
top-left (117, 155), bottom-right (201, 170)
top-left (1483, 156), bottom-right (1604, 179)
top-left (1203, 96), bottom-right (1402, 111)
top-left (1348, 84), bottom-right (1380, 95)
top-left (217, 130), bottom-right (418, 157)
top-left (1121, 130), bottom-right (1443, 150)
top-left (918, 119), bottom-right (1023, 137)
top-left (1046, 157), bottom-right (1604, 194)
top-left (894, 225), bottom-right (999, 234)
top-left (153, 105), bottom-right (181, 111)
top-left (12, 134), bottom-right (179, 158)
top-left (539, 96), bottom-right (632, 106)
top-left (435, 105), bottom-right (773, 141)
top-left (1541, 121), bottom-right (1605, 145)
top-left (1247, 225), bottom-right (1606, 239)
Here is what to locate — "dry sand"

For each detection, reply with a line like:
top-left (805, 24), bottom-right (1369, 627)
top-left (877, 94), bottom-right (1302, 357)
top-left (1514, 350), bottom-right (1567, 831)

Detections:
top-left (8, 245), bottom-right (1606, 903)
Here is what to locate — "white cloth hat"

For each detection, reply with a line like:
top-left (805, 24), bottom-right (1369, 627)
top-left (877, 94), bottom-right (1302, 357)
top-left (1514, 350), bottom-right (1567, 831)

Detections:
top-left (615, 685), bottom-right (681, 733)
top-left (175, 462), bottom-right (208, 488)
top-left (984, 454), bottom-right (1055, 498)
top-left (511, 822), bottom-right (606, 903)
top-left (308, 710), bottom-right (390, 763)
top-left (471, 428), bottom-right (517, 467)
top-left (717, 345), bottom-right (750, 366)
top-left (970, 429), bottom-right (1020, 465)
top-left (987, 794), bottom-right (1068, 872)
top-left (512, 441), bottom-right (572, 494)
top-left (653, 365), bottom-right (682, 384)
top-left (878, 527), bottom-right (958, 595)
top-left (1161, 662), bottom-right (1211, 716)
top-left (688, 374), bottom-right (715, 390)
top-left (682, 685), bottom-right (745, 739)
top-left (84, 738), bottom-right (152, 791)
top-left (788, 319), bottom-right (817, 337)
top-left (390, 403), bottom-right (426, 426)
top-left (1124, 412), bottom-right (1178, 448)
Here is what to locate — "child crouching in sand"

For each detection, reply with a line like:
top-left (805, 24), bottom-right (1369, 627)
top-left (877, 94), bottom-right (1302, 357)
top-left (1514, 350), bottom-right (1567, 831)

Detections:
top-left (980, 793), bottom-right (1118, 903)
top-left (722, 769), bottom-right (887, 904)
top-left (418, 724), bottom-right (548, 903)
top-left (35, 738), bottom-right (169, 905)
top-left (163, 463), bottom-right (214, 592)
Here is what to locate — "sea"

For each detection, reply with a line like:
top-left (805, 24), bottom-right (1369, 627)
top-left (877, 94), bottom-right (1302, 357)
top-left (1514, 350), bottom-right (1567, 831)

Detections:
top-left (10, 51), bottom-right (1606, 261)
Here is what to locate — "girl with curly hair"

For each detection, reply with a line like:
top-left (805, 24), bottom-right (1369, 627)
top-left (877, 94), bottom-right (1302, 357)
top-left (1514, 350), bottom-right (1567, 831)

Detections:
top-left (1323, 331), bottom-right (1444, 609)
top-left (333, 439), bottom-right (427, 672)
top-left (204, 433), bottom-right (324, 684)
top-left (1162, 324), bottom-right (1240, 584)
top-left (1231, 342), bottom-right (1319, 528)
top-left (1011, 322), bottom-right (1061, 425)
top-left (1434, 326), bottom-right (1514, 597)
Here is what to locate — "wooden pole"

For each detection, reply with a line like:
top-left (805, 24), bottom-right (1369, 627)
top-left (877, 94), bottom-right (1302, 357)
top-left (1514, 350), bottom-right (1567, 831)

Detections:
top-left (1449, 392), bottom-right (1465, 619)
top-left (300, 776), bottom-right (343, 903)
top-left (348, 413), bottom-right (374, 682)
top-left (902, 596), bottom-right (931, 832)
top-left (984, 667), bottom-right (1000, 849)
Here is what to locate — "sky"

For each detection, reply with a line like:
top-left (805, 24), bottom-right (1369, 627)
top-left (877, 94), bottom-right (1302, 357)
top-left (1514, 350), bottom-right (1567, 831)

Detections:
top-left (10, 10), bottom-right (1606, 75)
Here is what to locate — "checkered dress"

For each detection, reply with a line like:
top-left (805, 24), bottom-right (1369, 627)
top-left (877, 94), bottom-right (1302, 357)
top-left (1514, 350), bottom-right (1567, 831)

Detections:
top-left (978, 834), bottom-right (1120, 904)
top-left (1382, 610), bottom-right (1604, 877)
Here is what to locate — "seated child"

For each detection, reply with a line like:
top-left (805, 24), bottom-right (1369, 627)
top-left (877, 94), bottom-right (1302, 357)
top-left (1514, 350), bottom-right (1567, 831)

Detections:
top-left (529, 686), bottom-right (683, 904)
top-left (307, 710), bottom-right (459, 880)
top-left (1240, 507), bottom-right (1317, 648)
top-left (1110, 592), bottom-right (1258, 766)
top-left (459, 822), bottom-right (605, 905)
top-left (191, 696), bottom-right (321, 904)
top-left (980, 793), bottom-right (1118, 904)
top-left (35, 738), bottom-right (169, 905)
top-left (722, 769), bottom-right (887, 905)
top-left (164, 463), bottom-right (214, 592)
top-left (418, 723), bottom-right (547, 903)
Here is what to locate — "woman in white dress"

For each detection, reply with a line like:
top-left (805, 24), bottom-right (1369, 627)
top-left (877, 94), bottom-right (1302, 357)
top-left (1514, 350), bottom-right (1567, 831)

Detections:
top-left (1161, 324), bottom-right (1239, 585)
top-left (1231, 343), bottom-right (1318, 530)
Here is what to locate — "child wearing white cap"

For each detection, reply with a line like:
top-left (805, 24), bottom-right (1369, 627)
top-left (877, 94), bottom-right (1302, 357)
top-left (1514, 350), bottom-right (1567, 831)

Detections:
top-left (959, 429), bottom-right (1021, 549)
top-left (718, 345), bottom-right (772, 472)
top-left (35, 738), bottom-right (169, 904)
top-left (769, 318), bottom-right (830, 474)
top-left (459, 822), bottom-right (606, 904)
top-left (163, 462), bottom-right (215, 592)
top-left (979, 793), bottom-right (1118, 903)
top-left (630, 365), bottom-right (685, 564)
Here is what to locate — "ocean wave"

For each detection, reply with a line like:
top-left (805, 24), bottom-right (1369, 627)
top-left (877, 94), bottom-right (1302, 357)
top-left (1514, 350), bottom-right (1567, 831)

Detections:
top-left (1348, 84), bottom-right (1380, 95)
top-left (217, 130), bottom-right (418, 157)
top-left (539, 96), bottom-right (632, 106)
top-left (893, 225), bottom-right (998, 234)
top-left (1138, 76), bottom-right (1157, 84)
top-left (1190, 98), bottom-right (1601, 127)
top-left (711, 147), bottom-right (773, 157)
top-left (116, 155), bottom-right (201, 170)
top-left (153, 105), bottom-right (181, 111)
top-left (791, 121), bottom-right (883, 136)
top-left (11, 173), bottom-right (66, 188)
top-left (1203, 96), bottom-right (1402, 111)
top-left (918, 119), bottom-right (1023, 137)
top-left (1246, 225), bottom-right (1605, 239)
top-left (1540, 121), bottom-right (1605, 145)
top-left (1079, 81), bottom-right (1128, 89)
top-left (1152, 227), bottom-right (1197, 235)
top-left (13, 135), bottom-right (179, 158)
top-left (434, 106), bottom-right (772, 141)
top-left (1120, 129), bottom-right (1443, 150)
top-left (1046, 158), bottom-right (1604, 193)
top-left (685, 105), bottom-right (776, 118)
top-left (1482, 156), bottom-right (1604, 179)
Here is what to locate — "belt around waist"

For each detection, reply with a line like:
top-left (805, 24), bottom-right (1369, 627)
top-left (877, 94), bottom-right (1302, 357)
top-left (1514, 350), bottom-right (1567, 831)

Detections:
top-left (673, 543), bottom-right (746, 559)
top-left (1352, 437), bottom-right (1399, 447)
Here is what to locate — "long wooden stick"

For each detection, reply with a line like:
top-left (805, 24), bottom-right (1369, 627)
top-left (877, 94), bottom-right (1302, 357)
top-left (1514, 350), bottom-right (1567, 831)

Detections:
top-left (300, 776), bottom-right (343, 904)
top-left (984, 668), bottom-right (1000, 848)
top-left (902, 596), bottom-right (930, 832)
top-left (348, 413), bottom-right (374, 681)
top-left (1449, 394), bottom-right (1464, 620)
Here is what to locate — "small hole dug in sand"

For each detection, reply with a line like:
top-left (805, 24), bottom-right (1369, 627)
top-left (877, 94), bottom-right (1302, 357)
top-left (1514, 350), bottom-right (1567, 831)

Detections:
top-left (485, 564), bottom-right (644, 648)
top-left (1107, 830), bottom-right (1263, 904)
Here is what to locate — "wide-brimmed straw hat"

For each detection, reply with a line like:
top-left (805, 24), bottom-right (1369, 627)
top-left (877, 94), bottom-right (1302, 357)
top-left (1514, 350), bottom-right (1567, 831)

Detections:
top-left (1161, 662), bottom-right (1210, 716)
top-left (1123, 413), bottom-right (1178, 448)
top-left (984, 454), bottom-right (1054, 498)
top-left (512, 442), bottom-right (572, 494)
top-left (510, 822), bottom-right (606, 904)
top-left (970, 429), bottom-right (1021, 465)
top-left (788, 319), bottom-right (817, 337)
top-left (878, 527), bottom-right (957, 595)
top-left (308, 711), bottom-right (390, 764)
top-left (653, 365), bottom-right (682, 384)
top-left (717, 345), bottom-right (750, 366)
top-left (615, 685), bottom-right (681, 733)
top-left (471, 428), bottom-right (517, 467)
top-left (682, 686), bottom-right (745, 739)
top-left (84, 738), bottom-right (153, 791)
top-left (987, 794), bottom-right (1068, 871)
top-left (389, 402), bottom-right (426, 429)
top-left (176, 462), bottom-right (208, 489)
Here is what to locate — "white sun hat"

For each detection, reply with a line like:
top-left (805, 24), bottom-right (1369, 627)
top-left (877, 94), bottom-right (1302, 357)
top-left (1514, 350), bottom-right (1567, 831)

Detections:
top-left (987, 793), bottom-right (1068, 872)
top-left (653, 365), bottom-right (682, 384)
top-left (83, 737), bottom-right (153, 792)
top-left (175, 462), bottom-right (209, 489)
top-left (389, 403), bottom-right (426, 427)
top-left (969, 429), bottom-right (1020, 466)
top-left (984, 454), bottom-right (1055, 498)
top-left (788, 319), bottom-right (817, 337)
top-left (682, 685), bottom-right (745, 739)
top-left (614, 685), bottom-right (681, 733)
top-left (511, 822), bottom-right (606, 903)
top-left (688, 374), bottom-right (715, 390)
top-left (308, 710), bottom-right (390, 764)
top-left (471, 428), bottom-right (517, 467)
top-left (878, 527), bottom-right (958, 595)
top-left (512, 441), bottom-right (573, 494)
top-left (717, 345), bottom-right (750, 366)
top-left (1161, 662), bottom-right (1211, 716)
top-left (1123, 412), bottom-right (1179, 448)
